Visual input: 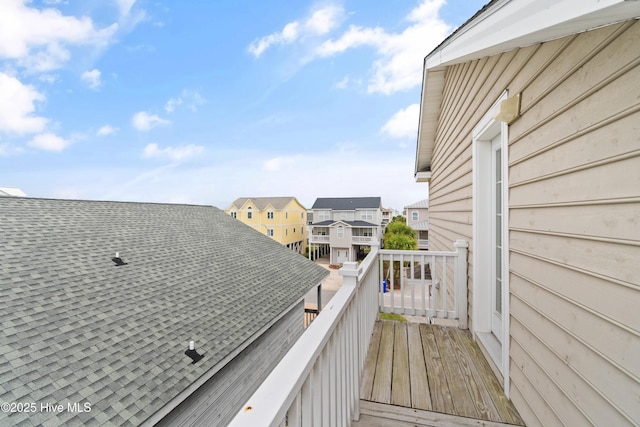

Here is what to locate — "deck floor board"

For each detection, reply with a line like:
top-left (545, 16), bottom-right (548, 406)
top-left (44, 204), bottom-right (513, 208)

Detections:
top-left (360, 320), bottom-right (525, 426)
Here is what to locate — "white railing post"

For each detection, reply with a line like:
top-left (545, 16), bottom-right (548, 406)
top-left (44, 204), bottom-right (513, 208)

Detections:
top-left (339, 261), bottom-right (360, 421)
top-left (454, 240), bottom-right (469, 329)
top-left (339, 262), bottom-right (359, 288)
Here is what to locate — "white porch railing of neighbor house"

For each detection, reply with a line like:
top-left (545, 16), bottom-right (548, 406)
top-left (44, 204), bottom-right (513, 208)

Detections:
top-left (309, 235), bottom-right (330, 243)
top-left (229, 241), bottom-right (468, 427)
top-left (351, 236), bottom-right (373, 243)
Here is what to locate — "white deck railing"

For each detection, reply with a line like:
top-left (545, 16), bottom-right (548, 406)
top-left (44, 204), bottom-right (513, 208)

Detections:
top-left (229, 241), bottom-right (467, 427)
top-left (379, 240), bottom-right (468, 328)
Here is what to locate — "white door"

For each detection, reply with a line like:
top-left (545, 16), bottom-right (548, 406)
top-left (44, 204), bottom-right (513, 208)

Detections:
top-left (336, 249), bottom-right (348, 264)
top-left (491, 135), bottom-right (503, 341)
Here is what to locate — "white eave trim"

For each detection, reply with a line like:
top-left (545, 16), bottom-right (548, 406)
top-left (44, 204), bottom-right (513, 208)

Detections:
top-left (425, 0), bottom-right (640, 71)
top-left (415, 171), bottom-right (432, 183)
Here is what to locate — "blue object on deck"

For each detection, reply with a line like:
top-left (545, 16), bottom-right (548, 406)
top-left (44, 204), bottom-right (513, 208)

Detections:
top-left (382, 280), bottom-right (387, 293)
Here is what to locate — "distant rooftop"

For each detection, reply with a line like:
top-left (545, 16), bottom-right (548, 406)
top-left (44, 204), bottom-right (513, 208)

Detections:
top-left (404, 199), bottom-right (429, 209)
top-left (229, 197), bottom-right (303, 210)
top-left (311, 197), bottom-right (381, 210)
top-left (0, 187), bottom-right (26, 197)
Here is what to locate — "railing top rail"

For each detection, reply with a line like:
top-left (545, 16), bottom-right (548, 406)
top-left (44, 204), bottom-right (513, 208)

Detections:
top-left (379, 249), bottom-right (458, 257)
top-left (229, 281), bottom-right (359, 426)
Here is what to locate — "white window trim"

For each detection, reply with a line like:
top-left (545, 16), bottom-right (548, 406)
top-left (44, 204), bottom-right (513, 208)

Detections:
top-left (472, 90), bottom-right (510, 396)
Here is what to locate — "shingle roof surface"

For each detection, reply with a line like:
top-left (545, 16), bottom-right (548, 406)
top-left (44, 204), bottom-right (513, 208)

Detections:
top-left (230, 197), bottom-right (300, 210)
top-left (311, 197), bottom-right (381, 210)
top-left (0, 198), bottom-right (327, 426)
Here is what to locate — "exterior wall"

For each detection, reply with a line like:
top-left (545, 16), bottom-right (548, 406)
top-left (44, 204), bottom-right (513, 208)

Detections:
top-left (157, 301), bottom-right (305, 427)
top-left (428, 20), bottom-right (640, 427)
top-left (329, 224), bottom-right (353, 248)
top-left (406, 207), bottom-right (428, 229)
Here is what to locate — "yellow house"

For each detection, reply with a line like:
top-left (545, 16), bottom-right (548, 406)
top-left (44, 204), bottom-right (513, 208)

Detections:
top-left (226, 197), bottom-right (308, 253)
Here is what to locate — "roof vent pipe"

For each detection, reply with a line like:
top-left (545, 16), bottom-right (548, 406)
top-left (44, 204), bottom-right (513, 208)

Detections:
top-left (185, 340), bottom-right (204, 364)
top-left (112, 252), bottom-right (128, 266)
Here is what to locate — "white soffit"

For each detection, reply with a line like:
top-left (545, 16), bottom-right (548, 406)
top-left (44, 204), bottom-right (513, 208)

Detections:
top-left (415, 70), bottom-right (445, 176)
top-left (426, 0), bottom-right (640, 71)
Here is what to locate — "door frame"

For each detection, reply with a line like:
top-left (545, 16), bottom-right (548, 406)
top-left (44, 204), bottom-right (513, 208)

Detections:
top-left (472, 90), bottom-right (510, 396)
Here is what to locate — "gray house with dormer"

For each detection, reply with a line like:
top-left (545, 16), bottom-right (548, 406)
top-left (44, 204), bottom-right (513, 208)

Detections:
top-left (0, 197), bottom-right (327, 426)
top-left (308, 197), bottom-right (384, 265)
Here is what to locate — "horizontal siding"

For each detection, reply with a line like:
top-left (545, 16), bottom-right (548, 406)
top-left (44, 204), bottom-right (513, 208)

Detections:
top-left (427, 18), bottom-right (640, 427)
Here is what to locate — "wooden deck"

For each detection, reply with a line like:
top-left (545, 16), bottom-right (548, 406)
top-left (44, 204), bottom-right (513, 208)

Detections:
top-left (357, 320), bottom-right (525, 427)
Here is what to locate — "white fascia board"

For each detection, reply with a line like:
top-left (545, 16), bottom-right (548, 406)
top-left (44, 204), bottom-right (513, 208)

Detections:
top-left (414, 69), bottom-right (445, 175)
top-left (426, 0), bottom-right (640, 71)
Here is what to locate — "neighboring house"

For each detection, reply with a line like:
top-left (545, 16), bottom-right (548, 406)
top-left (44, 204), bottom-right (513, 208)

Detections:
top-left (308, 197), bottom-right (384, 265)
top-left (0, 197), bottom-right (327, 427)
top-left (381, 207), bottom-right (393, 227)
top-left (0, 187), bottom-right (26, 197)
top-left (415, 1), bottom-right (640, 426)
top-left (404, 199), bottom-right (429, 249)
top-left (226, 197), bottom-right (308, 254)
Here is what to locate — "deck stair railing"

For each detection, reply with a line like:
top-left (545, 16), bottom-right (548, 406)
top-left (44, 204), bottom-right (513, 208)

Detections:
top-left (229, 241), bottom-right (468, 427)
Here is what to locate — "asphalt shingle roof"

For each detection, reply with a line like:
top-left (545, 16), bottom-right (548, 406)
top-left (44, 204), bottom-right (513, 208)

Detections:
top-left (311, 197), bottom-right (381, 210)
top-left (0, 198), bottom-right (328, 426)
top-left (229, 197), bottom-right (301, 210)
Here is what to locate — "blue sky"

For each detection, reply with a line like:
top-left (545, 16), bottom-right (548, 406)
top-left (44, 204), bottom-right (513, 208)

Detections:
top-left (0, 0), bottom-right (486, 211)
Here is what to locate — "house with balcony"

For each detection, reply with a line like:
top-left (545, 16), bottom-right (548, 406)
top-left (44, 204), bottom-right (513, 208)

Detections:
top-left (308, 197), bottom-right (384, 265)
top-left (0, 197), bottom-right (327, 427)
top-left (404, 199), bottom-right (429, 249)
top-left (230, 1), bottom-right (640, 426)
top-left (226, 197), bottom-right (308, 254)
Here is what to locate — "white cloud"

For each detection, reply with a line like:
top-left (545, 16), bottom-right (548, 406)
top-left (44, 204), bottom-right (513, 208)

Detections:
top-left (97, 124), bottom-right (117, 136)
top-left (0, 0), bottom-right (117, 73)
top-left (164, 97), bottom-right (182, 113)
top-left (164, 90), bottom-right (205, 113)
top-left (39, 74), bottom-right (59, 84)
top-left (381, 104), bottom-right (420, 139)
top-left (248, 4), bottom-right (344, 57)
top-left (115, 0), bottom-right (136, 17)
top-left (334, 76), bottom-right (349, 89)
top-left (315, 0), bottom-right (450, 94)
top-left (142, 143), bottom-right (204, 162)
top-left (0, 72), bottom-right (48, 134)
top-left (131, 111), bottom-right (170, 131)
top-left (81, 68), bottom-right (101, 89)
top-left (27, 132), bottom-right (71, 151)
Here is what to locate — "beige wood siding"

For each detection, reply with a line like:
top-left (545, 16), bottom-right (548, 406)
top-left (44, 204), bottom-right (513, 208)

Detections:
top-left (428, 19), bottom-right (640, 426)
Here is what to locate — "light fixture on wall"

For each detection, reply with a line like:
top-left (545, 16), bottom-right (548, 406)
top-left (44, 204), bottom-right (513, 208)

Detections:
top-left (494, 93), bottom-right (521, 124)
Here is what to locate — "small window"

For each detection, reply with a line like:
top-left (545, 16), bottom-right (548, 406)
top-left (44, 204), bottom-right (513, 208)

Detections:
top-left (412, 211), bottom-right (418, 221)
top-left (286, 212), bottom-right (288, 219)
top-left (293, 228), bottom-right (296, 233)
top-left (247, 207), bottom-right (253, 220)
top-left (267, 229), bottom-right (274, 237)
top-left (230, 211), bottom-right (237, 219)
top-left (337, 225), bottom-right (344, 238)
top-left (267, 211), bottom-right (274, 219)
top-left (286, 229), bottom-right (288, 236)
